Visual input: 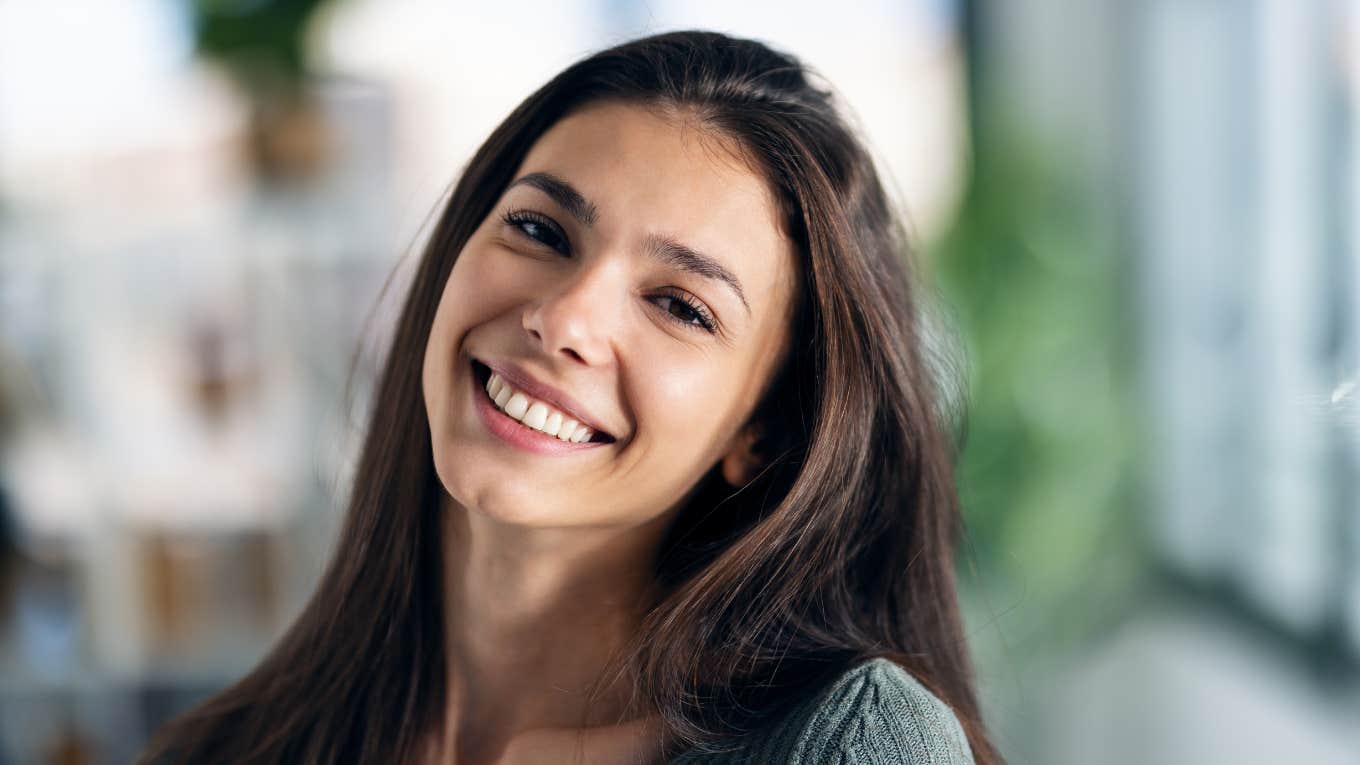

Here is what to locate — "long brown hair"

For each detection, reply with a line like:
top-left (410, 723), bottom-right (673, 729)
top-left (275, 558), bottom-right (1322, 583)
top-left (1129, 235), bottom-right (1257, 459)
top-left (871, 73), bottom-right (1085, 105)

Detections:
top-left (141, 30), bottom-right (1002, 764)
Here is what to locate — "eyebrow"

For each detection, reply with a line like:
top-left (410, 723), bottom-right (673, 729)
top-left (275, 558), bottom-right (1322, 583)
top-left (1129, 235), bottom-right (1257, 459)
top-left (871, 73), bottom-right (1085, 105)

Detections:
top-left (507, 171), bottom-right (751, 316)
top-left (509, 172), bottom-right (599, 227)
top-left (643, 234), bottom-right (750, 315)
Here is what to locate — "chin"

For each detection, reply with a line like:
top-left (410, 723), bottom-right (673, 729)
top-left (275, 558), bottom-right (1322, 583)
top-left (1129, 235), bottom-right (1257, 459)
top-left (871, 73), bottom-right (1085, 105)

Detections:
top-left (434, 464), bottom-right (568, 527)
top-left (469, 482), bottom-right (535, 517)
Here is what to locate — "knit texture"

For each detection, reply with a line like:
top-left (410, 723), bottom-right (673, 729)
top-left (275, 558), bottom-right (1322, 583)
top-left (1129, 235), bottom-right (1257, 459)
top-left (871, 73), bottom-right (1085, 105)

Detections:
top-left (670, 658), bottom-right (976, 764)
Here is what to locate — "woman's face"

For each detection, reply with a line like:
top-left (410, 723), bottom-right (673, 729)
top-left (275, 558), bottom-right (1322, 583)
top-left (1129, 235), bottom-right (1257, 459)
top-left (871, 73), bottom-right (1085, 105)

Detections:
top-left (422, 101), bottom-right (797, 529)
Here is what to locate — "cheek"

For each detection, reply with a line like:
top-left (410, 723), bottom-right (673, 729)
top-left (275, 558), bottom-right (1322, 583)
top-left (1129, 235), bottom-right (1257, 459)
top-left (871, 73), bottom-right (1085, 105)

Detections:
top-left (423, 248), bottom-right (492, 427)
top-left (435, 248), bottom-right (499, 336)
top-left (437, 243), bottom-right (548, 341)
top-left (423, 245), bottom-right (519, 382)
top-left (633, 353), bottom-right (746, 465)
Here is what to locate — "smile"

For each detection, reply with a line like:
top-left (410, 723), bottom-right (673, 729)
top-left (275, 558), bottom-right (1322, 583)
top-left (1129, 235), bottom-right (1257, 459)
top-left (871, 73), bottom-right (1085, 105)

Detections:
top-left (470, 360), bottom-right (614, 454)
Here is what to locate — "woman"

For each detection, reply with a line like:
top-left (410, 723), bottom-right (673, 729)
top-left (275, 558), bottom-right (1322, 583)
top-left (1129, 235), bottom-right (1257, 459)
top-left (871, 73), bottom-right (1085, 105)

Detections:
top-left (141, 30), bottom-right (1002, 765)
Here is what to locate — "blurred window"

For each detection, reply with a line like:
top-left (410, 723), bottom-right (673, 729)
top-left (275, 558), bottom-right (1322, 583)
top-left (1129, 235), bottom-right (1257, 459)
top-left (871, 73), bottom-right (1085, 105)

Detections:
top-left (1137, 0), bottom-right (1360, 658)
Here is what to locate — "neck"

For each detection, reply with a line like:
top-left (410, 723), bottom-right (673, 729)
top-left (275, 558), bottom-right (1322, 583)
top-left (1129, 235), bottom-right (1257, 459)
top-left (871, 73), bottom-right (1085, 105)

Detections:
top-left (434, 496), bottom-right (670, 762)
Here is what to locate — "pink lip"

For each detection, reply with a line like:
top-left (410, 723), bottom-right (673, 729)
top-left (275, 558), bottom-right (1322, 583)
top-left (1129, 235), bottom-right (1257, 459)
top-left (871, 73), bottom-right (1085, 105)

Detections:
top-left (471, 362), bottom-right (611, 456)
top-left (478, 358), bottom-right (613, 438)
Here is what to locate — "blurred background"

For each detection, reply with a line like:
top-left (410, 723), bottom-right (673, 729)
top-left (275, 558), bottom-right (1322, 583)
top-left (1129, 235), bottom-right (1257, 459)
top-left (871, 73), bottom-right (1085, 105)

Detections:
top-left (0, 0), bottom-right (1357, 762)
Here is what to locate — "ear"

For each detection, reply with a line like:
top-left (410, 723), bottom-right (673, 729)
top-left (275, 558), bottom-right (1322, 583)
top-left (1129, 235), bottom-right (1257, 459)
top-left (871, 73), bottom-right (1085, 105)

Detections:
top-left (720, 423), bottom-right (766, 487)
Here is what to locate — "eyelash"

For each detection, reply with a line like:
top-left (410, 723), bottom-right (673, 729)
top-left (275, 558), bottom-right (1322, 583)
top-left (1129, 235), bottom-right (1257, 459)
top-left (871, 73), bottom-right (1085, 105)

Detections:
top-left (650, 289), bottom-right (718, 333)
top-left (501, 208), bottom-right (570, 255)
top-left (500, 208), bottom-right (720, 334)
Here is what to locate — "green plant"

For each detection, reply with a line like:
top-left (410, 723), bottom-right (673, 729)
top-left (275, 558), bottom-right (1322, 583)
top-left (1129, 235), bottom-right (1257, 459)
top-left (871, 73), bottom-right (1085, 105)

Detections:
top-left (189, 0), bottom-right (333, 91)
top-left (931, 128), bottom-right (1147, 652)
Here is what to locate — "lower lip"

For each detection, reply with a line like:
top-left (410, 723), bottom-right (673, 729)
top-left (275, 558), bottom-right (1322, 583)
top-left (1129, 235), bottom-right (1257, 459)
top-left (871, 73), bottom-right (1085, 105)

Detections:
top-left (470, 362), bottom-right (610, 456)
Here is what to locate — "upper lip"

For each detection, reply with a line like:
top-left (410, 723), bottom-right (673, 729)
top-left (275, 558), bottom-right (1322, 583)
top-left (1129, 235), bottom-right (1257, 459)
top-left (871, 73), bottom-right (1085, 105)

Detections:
top-left (478, 358), bottom-right (616, 440)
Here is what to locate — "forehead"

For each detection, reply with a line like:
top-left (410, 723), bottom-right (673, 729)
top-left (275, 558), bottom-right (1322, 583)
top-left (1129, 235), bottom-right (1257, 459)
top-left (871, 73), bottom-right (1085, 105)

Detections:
top-left (519, 101), bottom-right (777, 228)
top-left (511, 101), bottom-right (798, 321)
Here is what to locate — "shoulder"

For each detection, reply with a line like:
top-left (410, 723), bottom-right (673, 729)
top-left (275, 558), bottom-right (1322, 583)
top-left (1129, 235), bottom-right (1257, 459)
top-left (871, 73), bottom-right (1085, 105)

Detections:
top-left (784, 658), bottom-right (976, 764)
top-left (675, 658), bottom-right (976, 764)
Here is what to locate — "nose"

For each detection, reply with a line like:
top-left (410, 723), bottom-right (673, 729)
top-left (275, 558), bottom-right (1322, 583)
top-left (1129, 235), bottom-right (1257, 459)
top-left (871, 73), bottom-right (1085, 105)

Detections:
top-left (521, 268), bottom-right (618, 367)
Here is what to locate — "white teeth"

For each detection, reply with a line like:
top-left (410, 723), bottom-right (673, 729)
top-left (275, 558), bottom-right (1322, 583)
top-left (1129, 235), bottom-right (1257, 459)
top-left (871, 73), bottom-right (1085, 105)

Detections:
top-left (557, 418), bottom-right (578, 441)
top-left (504, 392), bottom-right (530, 420)
top-left (523, 402), bottom-right (549, 429)
top-left (543, 411), bottom-right (563, 436)
top-left (482, 368), bottom-right (600, 443)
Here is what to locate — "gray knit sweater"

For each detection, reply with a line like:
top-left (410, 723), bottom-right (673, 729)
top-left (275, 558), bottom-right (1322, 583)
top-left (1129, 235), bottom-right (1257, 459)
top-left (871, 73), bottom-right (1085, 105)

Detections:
top-left (670, 658), bottom-right (976, 764)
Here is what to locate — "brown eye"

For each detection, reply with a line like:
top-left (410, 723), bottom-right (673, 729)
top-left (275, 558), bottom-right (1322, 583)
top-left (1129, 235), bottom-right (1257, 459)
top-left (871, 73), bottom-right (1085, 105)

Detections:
top-left (652, 291), bottom-right (717, 333)
top-left (502, 210), bottom-right (570, 255)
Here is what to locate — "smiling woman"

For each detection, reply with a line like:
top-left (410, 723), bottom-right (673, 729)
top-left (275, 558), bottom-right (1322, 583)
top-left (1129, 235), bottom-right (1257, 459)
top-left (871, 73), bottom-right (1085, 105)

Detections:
top-left (425, 102), bottom-right (798, 534)
top-left (140, 30), bottom-right (1003, 765)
